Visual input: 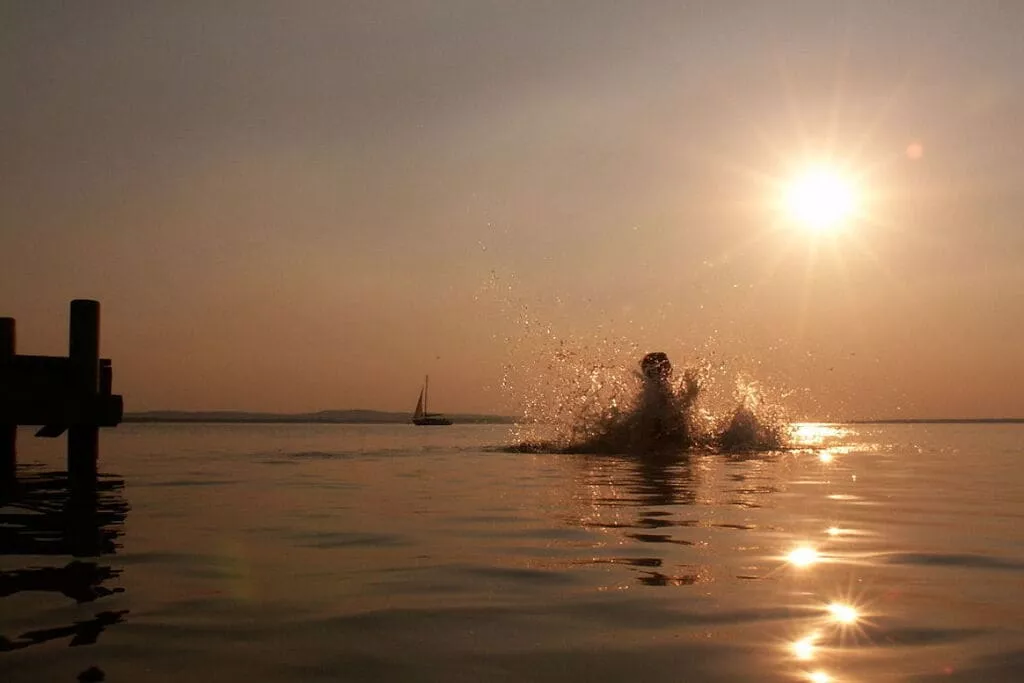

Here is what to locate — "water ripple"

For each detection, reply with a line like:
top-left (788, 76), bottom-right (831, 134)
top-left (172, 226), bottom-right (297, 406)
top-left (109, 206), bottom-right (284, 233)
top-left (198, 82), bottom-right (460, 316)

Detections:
top-left (880, 552), bottom-right (1024, 571)
top-left (293, 531), bottom-right (408, 549)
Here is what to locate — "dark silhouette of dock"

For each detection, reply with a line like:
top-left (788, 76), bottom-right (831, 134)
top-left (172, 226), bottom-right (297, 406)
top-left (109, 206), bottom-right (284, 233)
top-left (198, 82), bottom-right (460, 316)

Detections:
top-left (0, 300), bottom-right (128, 658)
top-left (1, 299), bottom-right (123, 488)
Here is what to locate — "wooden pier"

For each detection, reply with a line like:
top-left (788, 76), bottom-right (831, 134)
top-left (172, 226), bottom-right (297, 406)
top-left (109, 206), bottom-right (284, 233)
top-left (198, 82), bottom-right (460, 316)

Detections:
top-left (0, 300), bottom-right (123, 487)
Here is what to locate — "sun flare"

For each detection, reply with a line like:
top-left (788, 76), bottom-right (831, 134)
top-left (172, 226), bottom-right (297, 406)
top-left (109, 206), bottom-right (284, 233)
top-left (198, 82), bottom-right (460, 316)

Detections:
top-left (827, 602), bottom-right (860, 625)
top-left (786, 546), bottom-right (820, 567)
top-left (783, 166), bottom-right (858, 232)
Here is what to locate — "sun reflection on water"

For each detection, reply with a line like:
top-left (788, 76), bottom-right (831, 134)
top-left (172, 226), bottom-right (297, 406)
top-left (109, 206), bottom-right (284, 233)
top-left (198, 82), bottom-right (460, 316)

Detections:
top-left (826, 602), bottom-right (860, 625)
top-left (786, 545), bottom-right (821, 567)
top-left (790, 423), bottom-right (849, 446)
top-left (791, 632), bottom-right (819, 660)
top-left (766, 423), bottom-right (882, 683)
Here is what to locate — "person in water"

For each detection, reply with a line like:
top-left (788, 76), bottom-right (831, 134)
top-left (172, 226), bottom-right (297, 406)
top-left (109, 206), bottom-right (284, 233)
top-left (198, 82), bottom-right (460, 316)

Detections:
top-left (640, 351), bottom-right (673, 383)
top-left (640, 351), bottom-right (782, 451)
top-left (635, 352), bottom-right (701, 448)
top-left (639, 352), bottom-right (700, 405)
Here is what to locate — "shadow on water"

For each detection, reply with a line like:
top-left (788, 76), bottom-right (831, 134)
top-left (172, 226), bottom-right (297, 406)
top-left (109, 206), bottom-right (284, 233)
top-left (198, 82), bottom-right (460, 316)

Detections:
top-left (566, 448), bottom-right (784, 588)
top-left (0, 467), bottom-right (129, 654)
top-left (617, 453), bottom-right (700, 508)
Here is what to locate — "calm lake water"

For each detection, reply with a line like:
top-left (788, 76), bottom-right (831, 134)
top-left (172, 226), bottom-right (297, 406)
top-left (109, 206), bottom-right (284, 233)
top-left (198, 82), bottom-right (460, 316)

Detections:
top-left (2, 422), bottom-right (1023, 682)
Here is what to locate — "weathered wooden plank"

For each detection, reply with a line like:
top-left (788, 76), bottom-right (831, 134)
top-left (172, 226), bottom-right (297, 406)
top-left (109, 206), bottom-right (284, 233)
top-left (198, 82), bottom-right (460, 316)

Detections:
top-left (0, 355), bottom-right (75, 398)
top-left (0, 356), bottom-right (115, 398)
top-left (0, 395), bottom-right (123, 428)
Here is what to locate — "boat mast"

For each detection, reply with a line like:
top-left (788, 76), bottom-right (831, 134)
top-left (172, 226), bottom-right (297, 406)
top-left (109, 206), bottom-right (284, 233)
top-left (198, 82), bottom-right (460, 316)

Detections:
top-left (424, 375), bottom-right (429, 415)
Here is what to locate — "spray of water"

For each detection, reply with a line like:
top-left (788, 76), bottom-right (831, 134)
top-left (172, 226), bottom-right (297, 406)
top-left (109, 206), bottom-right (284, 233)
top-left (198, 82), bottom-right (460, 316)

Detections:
top-left (714, 374), bottom-right (789, 452)
top-left (481, 271), bottom-right (790, 455)
top-left (505, 344), bottom-right (790, 455)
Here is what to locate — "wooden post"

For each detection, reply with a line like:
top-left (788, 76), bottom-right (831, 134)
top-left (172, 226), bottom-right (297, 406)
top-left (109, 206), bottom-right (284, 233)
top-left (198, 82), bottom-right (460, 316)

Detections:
top-left (100, 359), bottom-right (113, 395)
top-left (0, 317), bottom-right (15, 483)
top-left (68, 300), bottom-right (100, 486)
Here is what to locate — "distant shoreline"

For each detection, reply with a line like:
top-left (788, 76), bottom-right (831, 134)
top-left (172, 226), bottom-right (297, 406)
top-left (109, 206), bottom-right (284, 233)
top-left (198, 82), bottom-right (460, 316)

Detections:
top-left (847, 418), bottom-right (1024, 425)
top-left (121, 412), bottom-right (1022, 426)
top-left (124, 410), bottom-right (517, 425)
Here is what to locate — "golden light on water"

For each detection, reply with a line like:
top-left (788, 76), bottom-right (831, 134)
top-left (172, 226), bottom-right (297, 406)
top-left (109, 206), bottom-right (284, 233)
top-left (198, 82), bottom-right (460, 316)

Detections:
top-left (791, 633), bottom-right (818, 660)
top-left (826, 526), bottom-right (843, 536)
top-left (827, 602), bottom-right (860, 625)
top-left (807, 671), bottom-right (834, 683)
top-left (787, 546), bottom-right (820, 567)
top-left (818, 451), bottom-right (834, 463)
top-left (791, 423), bottom-right (848, 446)
top-left (783, 166), bottom-right (858, 233)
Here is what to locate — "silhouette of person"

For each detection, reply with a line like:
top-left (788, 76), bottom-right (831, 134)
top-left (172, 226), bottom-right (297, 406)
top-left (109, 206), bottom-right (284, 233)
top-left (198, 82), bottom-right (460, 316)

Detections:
top-left (637, 352), bottom-right (677, 445)
top-left (640, 352), bottom-right (673, 384)
top-left (640, 352), bottom-right (701, 405)
top-left (637, 352), bottom-right (702, 449)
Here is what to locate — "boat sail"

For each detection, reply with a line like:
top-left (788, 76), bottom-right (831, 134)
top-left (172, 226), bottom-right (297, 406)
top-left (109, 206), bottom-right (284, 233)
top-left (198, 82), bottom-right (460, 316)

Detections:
top-left (412, 375), bottom-right (452, 426)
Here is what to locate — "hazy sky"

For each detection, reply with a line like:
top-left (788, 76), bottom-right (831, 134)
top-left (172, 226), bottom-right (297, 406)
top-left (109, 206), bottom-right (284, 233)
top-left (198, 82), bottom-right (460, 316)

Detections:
top-left (2, 2), bottom-right (1022, 419)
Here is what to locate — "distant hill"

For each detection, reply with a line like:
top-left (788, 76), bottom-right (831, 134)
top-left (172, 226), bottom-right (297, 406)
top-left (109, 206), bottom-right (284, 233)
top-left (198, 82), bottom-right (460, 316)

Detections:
top-left (124, 410), bottom-right (517, 425)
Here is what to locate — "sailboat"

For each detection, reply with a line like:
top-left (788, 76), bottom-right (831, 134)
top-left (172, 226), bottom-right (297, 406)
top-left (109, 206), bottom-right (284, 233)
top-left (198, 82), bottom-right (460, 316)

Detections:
top-left (412, 375), bottom-right (453, 426)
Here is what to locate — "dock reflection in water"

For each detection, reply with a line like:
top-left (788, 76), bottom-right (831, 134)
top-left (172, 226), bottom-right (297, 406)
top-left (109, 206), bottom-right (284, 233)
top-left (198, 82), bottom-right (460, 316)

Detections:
top-left (0, 468), bottom-right (129, 653)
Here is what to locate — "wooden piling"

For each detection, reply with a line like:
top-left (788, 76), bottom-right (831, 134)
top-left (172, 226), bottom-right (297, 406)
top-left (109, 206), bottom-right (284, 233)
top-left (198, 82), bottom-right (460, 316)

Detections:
top-left (67, 300), bottom-right (100, 485)
top-left (0, 317), bottom-right (14, 483)
top-left (100, 359), bottom-right (113, 396)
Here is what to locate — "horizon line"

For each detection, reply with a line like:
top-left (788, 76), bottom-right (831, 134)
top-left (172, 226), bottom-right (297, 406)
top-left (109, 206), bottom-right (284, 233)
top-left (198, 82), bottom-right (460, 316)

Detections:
top-left (119, 410), bottom-right (1024, 426)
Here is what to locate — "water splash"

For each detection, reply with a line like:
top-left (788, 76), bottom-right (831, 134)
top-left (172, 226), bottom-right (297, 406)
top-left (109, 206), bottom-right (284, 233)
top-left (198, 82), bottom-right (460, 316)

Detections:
top-left (506, 347), bottom-right (789, 455)
top-left (715, 375), bottom-right (788, 452)
top-left (481, 271), bottom-right (790, 455)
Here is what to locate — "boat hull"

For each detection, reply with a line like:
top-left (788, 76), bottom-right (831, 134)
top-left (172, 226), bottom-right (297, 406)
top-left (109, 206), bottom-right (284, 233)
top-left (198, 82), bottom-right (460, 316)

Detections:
top-left (412, 416), bottom-right (452, 426)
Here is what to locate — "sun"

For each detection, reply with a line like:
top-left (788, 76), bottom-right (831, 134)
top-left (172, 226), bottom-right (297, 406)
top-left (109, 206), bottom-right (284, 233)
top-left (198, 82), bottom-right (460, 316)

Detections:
top-left (783, 165), bottom-right (858, 232)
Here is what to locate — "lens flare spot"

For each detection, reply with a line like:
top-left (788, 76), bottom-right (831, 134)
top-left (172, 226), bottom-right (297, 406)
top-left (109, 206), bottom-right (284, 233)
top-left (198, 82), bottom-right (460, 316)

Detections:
top-left (808, 671), bottom-right (834, 683)
top-left (826, 526), bottom-right (843, 536)
top-left (787, 546), bottom-right (820, 567)
top-left (818, 451), bottom-right (834, 463)
top-left (827, 602), bottom-right (860, 625)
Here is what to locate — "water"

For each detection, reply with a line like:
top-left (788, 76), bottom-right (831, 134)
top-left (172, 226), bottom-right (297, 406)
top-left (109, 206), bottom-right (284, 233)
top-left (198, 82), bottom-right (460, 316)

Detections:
top-left (2, 422), bottom-right (1023, 682)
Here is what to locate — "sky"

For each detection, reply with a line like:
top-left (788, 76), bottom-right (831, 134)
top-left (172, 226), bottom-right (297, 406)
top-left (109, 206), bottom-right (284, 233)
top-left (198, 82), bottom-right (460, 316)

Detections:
top-left (2, 1), bottom-right (1022, 420)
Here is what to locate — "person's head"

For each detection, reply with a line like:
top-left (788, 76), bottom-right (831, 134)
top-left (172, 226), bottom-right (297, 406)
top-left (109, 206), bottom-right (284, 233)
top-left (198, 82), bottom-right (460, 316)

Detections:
top-left (640, 352), bottom-right (672, 382)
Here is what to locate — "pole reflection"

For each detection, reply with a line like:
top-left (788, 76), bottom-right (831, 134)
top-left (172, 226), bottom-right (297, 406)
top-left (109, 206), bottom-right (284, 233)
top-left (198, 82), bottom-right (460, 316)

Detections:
top-left (0, 467), bottom-right (129, 653)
